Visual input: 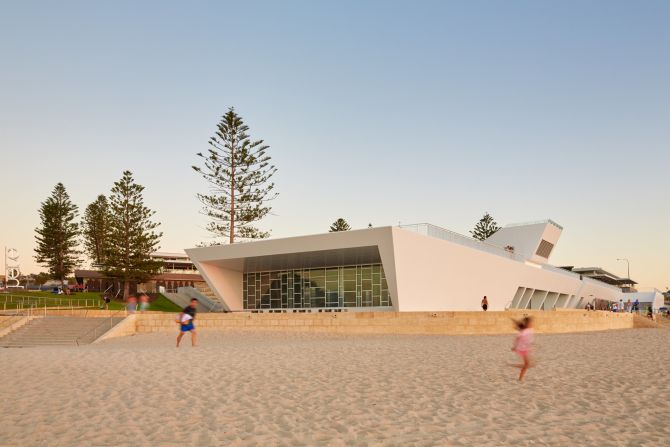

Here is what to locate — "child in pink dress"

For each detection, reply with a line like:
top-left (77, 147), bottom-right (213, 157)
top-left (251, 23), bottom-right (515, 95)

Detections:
top-left (512, 317), bottom-right (534, 381)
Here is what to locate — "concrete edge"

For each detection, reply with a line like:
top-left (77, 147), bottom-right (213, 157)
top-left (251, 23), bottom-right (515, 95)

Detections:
top-left (93, 314), bottom-right (137, 343)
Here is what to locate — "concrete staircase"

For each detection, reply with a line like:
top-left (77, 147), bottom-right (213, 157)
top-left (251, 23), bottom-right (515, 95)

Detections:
top-left (163, 283), bottom-right (226, 312)
top-left (0, 316), bottom-right (125, 347)
top-left (196, 284), bottom-right (218, 301)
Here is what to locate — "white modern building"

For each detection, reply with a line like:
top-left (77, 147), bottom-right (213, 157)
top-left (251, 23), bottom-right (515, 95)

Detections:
top-left (186, 220), bottom-right (665, 312)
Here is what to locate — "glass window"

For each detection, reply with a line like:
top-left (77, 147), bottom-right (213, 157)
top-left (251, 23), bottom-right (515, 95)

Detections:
top-left (243, 263), bottom-right (389, 310)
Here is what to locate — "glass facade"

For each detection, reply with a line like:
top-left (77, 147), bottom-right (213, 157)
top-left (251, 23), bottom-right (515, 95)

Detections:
top-left (243, 264), bottom-right (392, 310)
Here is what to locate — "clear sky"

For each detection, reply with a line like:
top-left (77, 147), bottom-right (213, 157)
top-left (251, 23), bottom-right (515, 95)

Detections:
top-left (1, 1), bottom-right (668, 289)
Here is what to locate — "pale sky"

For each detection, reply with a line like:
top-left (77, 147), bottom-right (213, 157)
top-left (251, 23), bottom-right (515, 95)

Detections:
top-left (1, 1), bottom-right (668, 290)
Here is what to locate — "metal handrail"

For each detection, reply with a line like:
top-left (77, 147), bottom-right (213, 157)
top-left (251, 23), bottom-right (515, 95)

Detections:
top-left (1, 293), bottom-right (102, 312)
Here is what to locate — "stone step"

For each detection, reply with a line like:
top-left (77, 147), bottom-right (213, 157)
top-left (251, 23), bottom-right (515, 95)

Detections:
top-left (0, 316), bottom-right (125, 347)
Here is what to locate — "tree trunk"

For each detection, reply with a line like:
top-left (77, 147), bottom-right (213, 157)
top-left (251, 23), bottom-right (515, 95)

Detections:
top-left (123, 280), bottom-right (130, 301)
top-left (229, 137), bottom-right (236, 244)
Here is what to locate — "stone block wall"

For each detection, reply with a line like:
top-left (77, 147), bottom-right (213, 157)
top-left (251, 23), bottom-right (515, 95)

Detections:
top-left (128, 309), bottom-right (636, 336)
top-left (0, 315), bottom-right (33, 338)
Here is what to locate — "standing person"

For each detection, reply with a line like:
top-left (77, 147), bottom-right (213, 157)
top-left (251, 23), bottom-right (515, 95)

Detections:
top-left (626, 299), bottom-right (632, 313)
top-left (126, 295), bottom-right (138, 314)
top-left (633, 299), bottom-right (640, 312)
top-left (481, 296), bottom-right (489, 311)
top-left (511, 317), bottom-right (534, 381)
top-left (139, 293), bottom-right (150, 313)
top-left (176, 298), bottom-right (198, 348)
top-left (619, 298), bottom-right (624, 313)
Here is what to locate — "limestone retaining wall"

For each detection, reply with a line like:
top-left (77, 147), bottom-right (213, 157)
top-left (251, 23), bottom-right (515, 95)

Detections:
top-left (129, 310), bottom-right (636, 336)
top-left (0, 315), bottom-right (34, 338)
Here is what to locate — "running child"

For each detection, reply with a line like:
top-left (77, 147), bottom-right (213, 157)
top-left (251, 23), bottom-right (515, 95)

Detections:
top-left (511, 316), bottom-right (534, 381)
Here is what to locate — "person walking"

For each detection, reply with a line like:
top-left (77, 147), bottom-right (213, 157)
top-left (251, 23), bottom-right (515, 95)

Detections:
top-left (139, 293), bottom-right (150, 313)
top-left (126, 295), bottom-right (137, 314)
top-left (176, 298), bottom-right (198, 348)
top-left (481, 296), bottom-right (489, 311)
top-left (100, 293), bottom-right (111, 310)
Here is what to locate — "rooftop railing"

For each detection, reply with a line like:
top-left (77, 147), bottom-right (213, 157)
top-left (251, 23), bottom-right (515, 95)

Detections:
top-left (398, 223), bottom-right (526, 262)
top-left (397, 223), bottom-right (629, 294)
top-left (503, 219), bottom-right (563, 230)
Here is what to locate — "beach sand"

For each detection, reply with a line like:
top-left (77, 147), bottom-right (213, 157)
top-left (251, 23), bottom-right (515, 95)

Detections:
top-left (1, 328), bottom-right (669, 446)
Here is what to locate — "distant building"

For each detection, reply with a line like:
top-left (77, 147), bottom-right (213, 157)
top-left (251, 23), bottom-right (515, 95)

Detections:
top-left (74, 251), bottom-right (206, 295)
top-left (559, 266), bottom-right (638, 292)
top-left (151, 252), bottom-right (199, 274)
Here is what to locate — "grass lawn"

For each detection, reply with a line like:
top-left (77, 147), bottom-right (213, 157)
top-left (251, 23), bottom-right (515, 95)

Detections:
top-left (145, 294), bottom-right (182, 312)
top-left (2, 290), bottom-right (103, 300)
top-left (0, 291), bottom-right (181, 312)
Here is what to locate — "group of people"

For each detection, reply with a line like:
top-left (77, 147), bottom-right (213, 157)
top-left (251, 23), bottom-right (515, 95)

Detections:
top-left (585, 298), bottom-right (641, 313)
top-left (612, 298), bottom-right (640, 313)
top-left (126, 293), bottom-right (151, 313)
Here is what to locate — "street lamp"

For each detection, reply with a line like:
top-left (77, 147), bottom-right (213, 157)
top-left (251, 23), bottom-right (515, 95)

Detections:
top-left (616, 258), bottom-right (630, 279)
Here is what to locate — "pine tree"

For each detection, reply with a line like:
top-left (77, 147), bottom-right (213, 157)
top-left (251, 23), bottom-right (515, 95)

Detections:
top-left (193, 108), bottom-right (278, 244)
top-left (104, 171), bottom-right (163, 299)
top-left (34, 183), bottom-right (81, 284)
top-left (329, 218), bottom-right (351, 232)
top-left (82, 194), bottom-right (111, 266)
top-left (470, 212), bottom-right (501, 241)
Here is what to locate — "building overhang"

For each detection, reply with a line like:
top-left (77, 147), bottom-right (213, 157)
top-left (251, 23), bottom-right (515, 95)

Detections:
top-left (185, 227), bottom-right (399, 311)
top-left (243, 246), bottom-right (381, 272)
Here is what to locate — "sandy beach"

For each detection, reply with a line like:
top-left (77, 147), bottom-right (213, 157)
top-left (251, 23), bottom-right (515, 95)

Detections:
top-left (1, 328), bottom-right (669, 446)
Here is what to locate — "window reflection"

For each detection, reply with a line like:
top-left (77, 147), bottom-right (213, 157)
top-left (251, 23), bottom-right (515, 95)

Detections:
top-left (243, 264), bottom-right (391, 310)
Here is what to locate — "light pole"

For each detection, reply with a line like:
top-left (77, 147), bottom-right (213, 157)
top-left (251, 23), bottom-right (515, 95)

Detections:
top-left (616, 258), bottom-right (630, 279)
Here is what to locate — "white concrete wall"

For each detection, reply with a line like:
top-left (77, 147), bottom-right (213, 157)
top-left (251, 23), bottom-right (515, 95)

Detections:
top-left (195, 263), bottom-right (242, 312)
top-left (388, 227), bottom-right (622, 311)
top-left (485, 221), bottom-right (562, 264)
